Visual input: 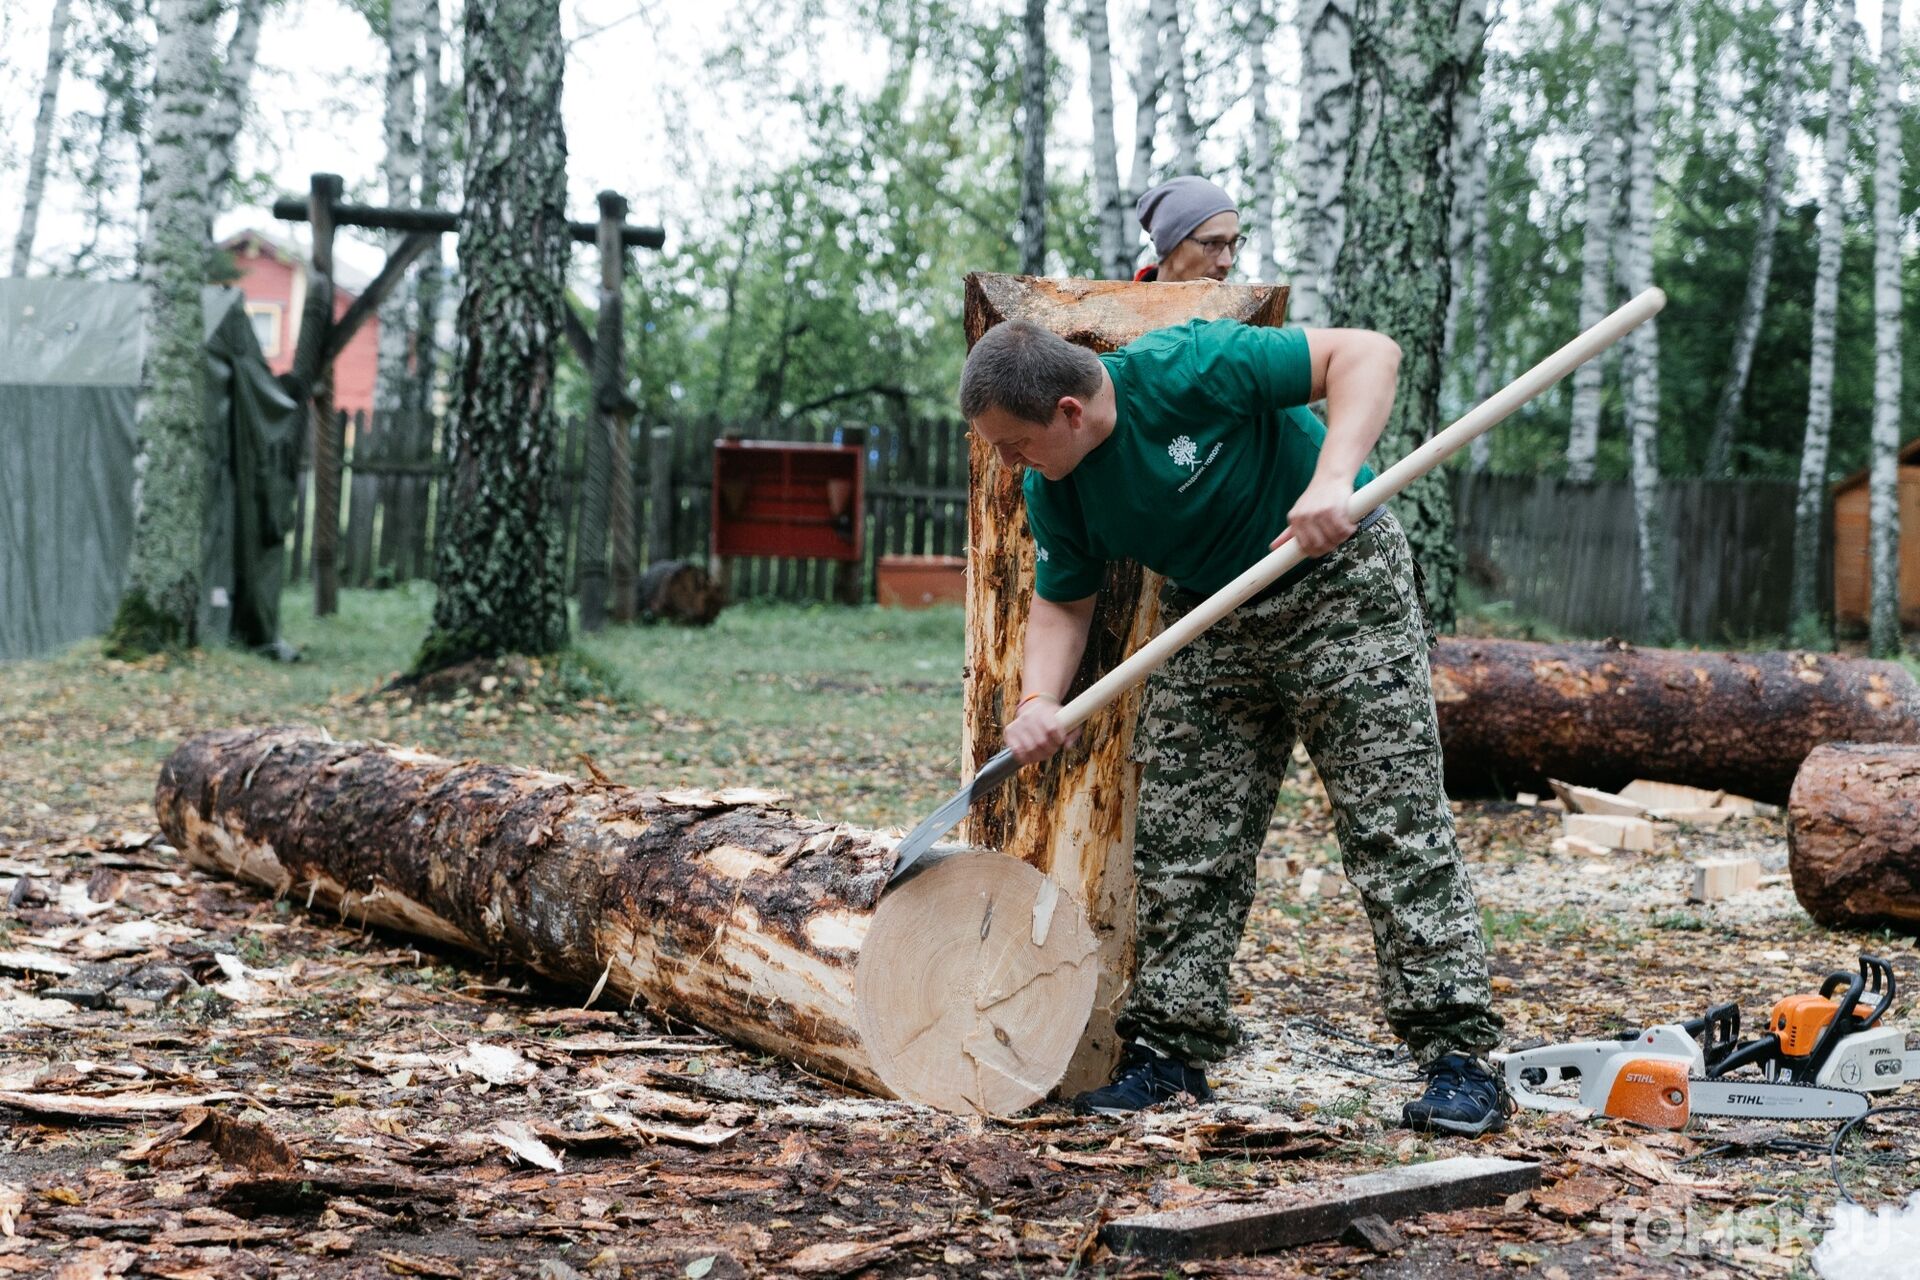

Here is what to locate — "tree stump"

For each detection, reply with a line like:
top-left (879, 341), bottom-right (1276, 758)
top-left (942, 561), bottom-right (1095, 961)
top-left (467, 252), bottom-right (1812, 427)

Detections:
top-left (638, 559), bottom-right (725, 625)
top-left (1788, 743), bottom-right (1920, 930)
top-left (155, 727), bottom-right (1098, 1114)
top-left (961, 274), bottom-right (1290, 1092)
top-left (1432, 638), bottom-right (1920, 803)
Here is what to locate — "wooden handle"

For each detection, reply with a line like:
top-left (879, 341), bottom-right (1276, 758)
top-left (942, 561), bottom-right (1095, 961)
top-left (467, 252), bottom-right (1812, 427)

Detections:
top-left (1052, 287), bottom-right (1667, 734)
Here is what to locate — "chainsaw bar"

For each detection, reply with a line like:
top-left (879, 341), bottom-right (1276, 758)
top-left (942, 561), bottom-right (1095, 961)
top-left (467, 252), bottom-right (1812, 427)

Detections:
top-left (1684, 1077), bottom-right (1869, 1121)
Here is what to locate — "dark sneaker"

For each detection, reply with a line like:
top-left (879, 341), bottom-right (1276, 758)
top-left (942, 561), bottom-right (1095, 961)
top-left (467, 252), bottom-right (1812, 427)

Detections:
top-left (1401, 1052), bottom-right (1511, 1136)
top-left (1071, 1043), bottom-right (1212, 1116)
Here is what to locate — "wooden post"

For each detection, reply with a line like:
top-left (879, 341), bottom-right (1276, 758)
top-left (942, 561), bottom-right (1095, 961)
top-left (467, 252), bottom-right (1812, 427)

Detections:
top-left (599, 191), bottom-right (636, 624)
top-left (960, 274), bottom-right (1290, 1094)
top-left (647, 425), bottom-right (674, 565)
top-left (299, 173), bottom-right (343, 618)
top-left (836, 427), bottom-right (868, 605)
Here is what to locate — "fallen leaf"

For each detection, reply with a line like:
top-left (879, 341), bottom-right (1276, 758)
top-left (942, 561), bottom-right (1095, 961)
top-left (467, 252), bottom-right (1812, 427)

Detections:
top-left (490, 1120), bottom-right (563, 1172)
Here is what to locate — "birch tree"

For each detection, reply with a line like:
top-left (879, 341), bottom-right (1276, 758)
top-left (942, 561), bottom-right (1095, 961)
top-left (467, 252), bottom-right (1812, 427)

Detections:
top-left (201, 0), bottom-right (264, 205)
top-left (1867, 0), bottom-right (1904, 658)
top-left (1789, 0), bottom-right (1856, 640)
top-left (1245, 2), bottom-right (1279, 282)
top-left (1704, 0), bottom-right (1808, 477)
top-left (1327, 0), bottom-right (1468, 630)
top-left (1566, 0), bottom-right (1627, 483)
top-left (105, 0), bottom-right (222, 657)
top-left (375, 0), bottom-right (424, 418)
top-left (1085, 0), bottom-right (1129, 278)
top-left (1622, 0), bottom-right (1671, 644)
top-left (1442, 0), bottom-right (1489, 374)
top-left (1019, 0), bottom-right (1046, 275)
top-left (1126, 0), bottom-right (1172, 210)
top-left (1467, 153), bottom-right (1494, 471)
top-left (1291, 0), bottom-right (1355, 327)
top-left (12, 0), bottom-right (74, 276)
top-left (1163, 1), bottom-right (1198, 175)
top-left (410, 0), bottom-right (451, 428)
top-left (417, 0), bottom-right (571, 672)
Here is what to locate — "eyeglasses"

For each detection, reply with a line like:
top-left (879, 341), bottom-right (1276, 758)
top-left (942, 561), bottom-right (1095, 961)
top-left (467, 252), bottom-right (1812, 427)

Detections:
top-left (1185, 234), bottom-right (1244, 258)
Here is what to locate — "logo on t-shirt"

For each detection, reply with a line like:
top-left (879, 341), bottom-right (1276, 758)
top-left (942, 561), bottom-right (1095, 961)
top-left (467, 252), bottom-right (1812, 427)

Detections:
top-left (1169, 435), bottom-right (1223, 493)
top-left (1035, 545), bottom-right (1050, 562)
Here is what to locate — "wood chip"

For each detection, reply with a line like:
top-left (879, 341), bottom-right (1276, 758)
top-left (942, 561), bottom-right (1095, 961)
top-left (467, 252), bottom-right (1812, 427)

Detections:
top-left (0, 1091), bottom-right (247, 1121)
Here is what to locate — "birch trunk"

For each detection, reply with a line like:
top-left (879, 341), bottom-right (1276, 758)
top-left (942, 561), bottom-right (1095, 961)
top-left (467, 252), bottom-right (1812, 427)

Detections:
top-left (1127, 0), bottom-right (1173, 203)
top-left (1020, 0), bottom-right (1047, 276)
top-left (1790, 0), bottom-right (1856, 636)
top-left (156, 728), bottom-right (1099, 1115)
top-left (1086, 0), bottom-right (1129, 279)
top-left (1442, 0), bottom-right (1488, 373)
top-left (1623, 0), bottom-right (1671, 644)
top-left (418, 0), bottom-right (571, 671)
top-left (398, 0), bottom-right (449, 584)
top-left (10, 0), bottom-right (74, 276)
top-left (1163, 1), bottom-right (1198, 175)
top-left (1326, 0), bottom-right (1465, 631)
top-left (1566, 0), bottom-right (1627, 484)
top-left (1291, 0), bottom-right (1356, 327)
top-left (1246, 2), bottom-right (1279, 282)
top-left (1467, 135), bottom-right (1494, 472)
top-left (960, 273), bottom-right (1289, 1095)
top-left (1867, 0), bottom-right (1903, 658)
top-left (375, 0), bottom-right (423, 422)
top-left (1704, 0), bottom-right (1808, 478)
top-left (105, 0), bottom-right (222, 657)
top-left (203, 0), bottom-right (264, 212)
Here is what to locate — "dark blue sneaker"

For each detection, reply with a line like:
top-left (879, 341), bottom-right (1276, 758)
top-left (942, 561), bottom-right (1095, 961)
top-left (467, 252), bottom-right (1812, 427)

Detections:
top-left (1400, 1052), bottom-right (1510, 1136)
top-left (1071, 1043), bottom-right (1212, 1116)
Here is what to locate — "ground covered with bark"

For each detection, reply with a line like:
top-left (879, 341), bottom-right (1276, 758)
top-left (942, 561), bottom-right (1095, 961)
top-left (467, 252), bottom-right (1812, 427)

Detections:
top-left (1, 589), bottom-right (1916, 1279)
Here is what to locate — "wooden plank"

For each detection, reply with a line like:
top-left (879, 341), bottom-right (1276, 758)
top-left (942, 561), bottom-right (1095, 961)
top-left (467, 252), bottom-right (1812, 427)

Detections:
top-left (1100, 1157), bottom-right (1540, 1261)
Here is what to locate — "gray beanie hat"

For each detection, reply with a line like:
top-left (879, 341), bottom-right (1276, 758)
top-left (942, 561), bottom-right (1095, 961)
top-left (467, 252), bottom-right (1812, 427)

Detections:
top-left (1135, 176), bottom-right (1236, 258)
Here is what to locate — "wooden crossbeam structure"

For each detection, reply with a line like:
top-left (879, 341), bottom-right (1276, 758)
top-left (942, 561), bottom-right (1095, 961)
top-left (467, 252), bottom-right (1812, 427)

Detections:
top-left (275, 173), bottom-right (664, 623)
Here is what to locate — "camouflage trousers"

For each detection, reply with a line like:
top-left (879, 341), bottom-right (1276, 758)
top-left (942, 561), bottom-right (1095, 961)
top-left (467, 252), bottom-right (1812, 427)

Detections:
top-left (1120, 512), bottom-right (1503, 1068)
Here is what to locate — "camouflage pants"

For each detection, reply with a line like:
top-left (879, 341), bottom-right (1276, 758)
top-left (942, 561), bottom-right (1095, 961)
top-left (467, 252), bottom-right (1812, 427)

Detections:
top-left (1120, 512), bottom-right (1503, 1068)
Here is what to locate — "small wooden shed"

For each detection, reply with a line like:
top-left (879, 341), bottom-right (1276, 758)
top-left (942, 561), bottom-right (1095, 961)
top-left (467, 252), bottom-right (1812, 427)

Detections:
top-left (1832, 436), bottom-right (1920, 628)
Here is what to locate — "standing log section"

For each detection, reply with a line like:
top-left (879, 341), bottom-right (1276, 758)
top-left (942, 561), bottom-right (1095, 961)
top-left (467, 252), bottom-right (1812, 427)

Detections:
top-left (1431, 637), bottom-right (1920, 803)
top-left (1788, 743), bottom-right (1920, 930)
top-left (156, 727), bottom-right (1097, 1115)
top-left (961, 274), bottom-right (1289, 1093)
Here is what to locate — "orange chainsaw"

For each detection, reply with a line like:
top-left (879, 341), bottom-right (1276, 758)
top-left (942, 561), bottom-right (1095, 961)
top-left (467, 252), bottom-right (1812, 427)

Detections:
top-left (1493, 955), bottom-right (1917, 1129)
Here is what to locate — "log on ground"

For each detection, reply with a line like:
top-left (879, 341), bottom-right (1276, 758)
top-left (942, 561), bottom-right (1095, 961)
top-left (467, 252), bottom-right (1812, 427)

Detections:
top-left (1788, 743), bottom-right (1920, 930)
top-left (1432, 638), bottom-right (1920, 803)
top-left (154, 727), bottom-right (1097, 1114)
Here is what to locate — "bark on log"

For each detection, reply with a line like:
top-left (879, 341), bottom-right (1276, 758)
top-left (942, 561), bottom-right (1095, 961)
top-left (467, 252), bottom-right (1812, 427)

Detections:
top-left (1432, 638), bottom-right (1920, 803)
top-left (962, 274), bottom-right (1289, 1093)
top-left (155, 727), bottom-right (1097, 1114)
top-left (638, 559), bottom-right (725, 625)
top-left (1788, 743), bottom-right (1920, 930)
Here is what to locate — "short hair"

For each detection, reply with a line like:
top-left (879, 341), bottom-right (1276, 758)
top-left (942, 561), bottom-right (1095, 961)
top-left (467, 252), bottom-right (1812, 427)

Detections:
top-left (959, 320), bottom-right (1104, 424)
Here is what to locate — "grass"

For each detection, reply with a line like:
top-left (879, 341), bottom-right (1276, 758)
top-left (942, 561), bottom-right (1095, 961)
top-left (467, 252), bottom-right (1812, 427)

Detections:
top-left (0, 584), bottom-right (968, 834)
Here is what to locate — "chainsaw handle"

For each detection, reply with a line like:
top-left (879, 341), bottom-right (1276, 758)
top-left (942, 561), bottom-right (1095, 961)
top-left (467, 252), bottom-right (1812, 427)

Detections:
top-left (1802, 955), bottom-right (1895, 1082)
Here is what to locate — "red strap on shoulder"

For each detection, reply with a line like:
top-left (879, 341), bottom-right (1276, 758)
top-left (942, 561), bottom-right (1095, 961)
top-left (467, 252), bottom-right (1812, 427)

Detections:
top-left (1132, 264), bottom-right (1159, 282)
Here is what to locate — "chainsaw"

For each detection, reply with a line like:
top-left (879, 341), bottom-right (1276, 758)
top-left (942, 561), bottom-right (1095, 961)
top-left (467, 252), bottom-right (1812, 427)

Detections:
top-left (1492, 954), bottom-right (1919, 1129)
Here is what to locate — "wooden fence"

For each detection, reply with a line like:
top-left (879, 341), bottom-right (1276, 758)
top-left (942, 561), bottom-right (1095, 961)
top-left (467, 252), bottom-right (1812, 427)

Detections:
top-left (1452, 472), bottom-right (1822, 644)
top-left (288, 410), bottom-right (971, 605)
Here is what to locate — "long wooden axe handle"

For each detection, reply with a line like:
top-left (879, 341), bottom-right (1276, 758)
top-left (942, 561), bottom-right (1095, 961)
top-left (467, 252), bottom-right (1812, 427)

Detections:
top-left (1054, 286), bottom-right (1667, 733)
top-left (887, 287), bottom-right (1664, 882)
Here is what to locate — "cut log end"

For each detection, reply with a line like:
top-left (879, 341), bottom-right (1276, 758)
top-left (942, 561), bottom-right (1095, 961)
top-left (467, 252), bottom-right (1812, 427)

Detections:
top-left (857, 853), bottom-right (1099, 1115)
top-left (1788, 742), bottom-right (1920, 930)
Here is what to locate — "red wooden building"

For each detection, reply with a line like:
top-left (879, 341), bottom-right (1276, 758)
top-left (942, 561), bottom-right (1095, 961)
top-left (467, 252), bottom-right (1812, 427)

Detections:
top-left (219, 229), bottom-right (379, 416)
top-left (1831, 436), bottom-right (1920, 630)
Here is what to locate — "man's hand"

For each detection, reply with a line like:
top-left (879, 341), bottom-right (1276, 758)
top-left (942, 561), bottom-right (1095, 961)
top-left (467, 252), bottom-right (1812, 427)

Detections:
top-left (1005, 694), bottom-right (1080, 764)
top-left (1277, 475), bottom-right (1358, 557)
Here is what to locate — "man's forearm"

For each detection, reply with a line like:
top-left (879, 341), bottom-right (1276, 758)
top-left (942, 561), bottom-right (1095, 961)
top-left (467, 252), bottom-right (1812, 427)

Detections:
top-left (1021, 594), bottom-right (1097, 701)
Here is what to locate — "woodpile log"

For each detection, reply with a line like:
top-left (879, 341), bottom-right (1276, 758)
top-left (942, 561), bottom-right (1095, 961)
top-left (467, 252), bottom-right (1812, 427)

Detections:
top-left (637, 559), bottom-right (725, 625)
top-left (961, 274), bottom-right (1290, 1092)
top-left (1432, 638), bottom-right (1920, 803)
top-left (1787, 743), bottom-right (1920, 930)
top-left (155, 727), bottom-right (1098, 1114)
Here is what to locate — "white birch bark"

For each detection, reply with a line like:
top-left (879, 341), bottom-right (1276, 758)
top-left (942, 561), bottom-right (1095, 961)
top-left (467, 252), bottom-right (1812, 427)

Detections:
top-left (1567, 0), bottom-right (1627, 483)
top-left (376, 0), bottom-right (424, 418)
top-left (1086, 0), bottom-right (1129, 278)
top-left (1019, 0), bottom-right (1047, 276)
top-left (1246, 2), bottom-right (1279, 282)
top-left (1468, 159), bottom-right (1494, 472)
top-left (1163, 1), bottom-right (1198, 175)
top-left (1623, 0), bottom-right (1671, 643)
top-left (1867, 0), bottom-right (1904, 657)
top-left (1291, 0), bottom-right (1356, 327)
top-left (1790, 0), bottom-right (1856, 635)
top-left (1442, 0), bottom-right (1488, 372)
top-left (11, 0), bottom-right (74, 276)
top-left (410, 0), bottom-right (450, 427)
top-left (1705, 0), bottom-right (1808, 477)
top-left (1127, 0), bottom-right (1172, 212)
top-left (203, 0), bottom-right (265, 212)
top-left (110, 0), bottom-right (222, 655)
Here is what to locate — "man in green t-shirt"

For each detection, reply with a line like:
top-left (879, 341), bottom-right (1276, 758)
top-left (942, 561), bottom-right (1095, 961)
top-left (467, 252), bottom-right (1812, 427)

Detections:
top-left (959, 317), bottom-right (1509, 1135)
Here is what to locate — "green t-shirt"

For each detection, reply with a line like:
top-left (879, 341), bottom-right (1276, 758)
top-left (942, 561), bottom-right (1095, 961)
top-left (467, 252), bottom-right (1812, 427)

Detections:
top-left (1024, 319), bottom-right (1376, 602)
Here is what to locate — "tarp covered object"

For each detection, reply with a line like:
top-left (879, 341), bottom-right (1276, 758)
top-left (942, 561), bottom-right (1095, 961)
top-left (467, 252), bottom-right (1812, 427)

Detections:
top-left (0, 279), bottom-right (302, 661)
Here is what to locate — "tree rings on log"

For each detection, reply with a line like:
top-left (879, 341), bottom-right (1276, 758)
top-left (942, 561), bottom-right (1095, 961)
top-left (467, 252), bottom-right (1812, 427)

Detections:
top-left (154, 727), bottom-right (1098, 1114)
top-left (856, 852), bottom-right (1098, 1114)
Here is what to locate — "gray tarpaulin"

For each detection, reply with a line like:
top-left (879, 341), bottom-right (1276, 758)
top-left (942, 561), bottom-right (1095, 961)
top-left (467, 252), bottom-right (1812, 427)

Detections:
top-left (0, 279), bottom-right (301, 661)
